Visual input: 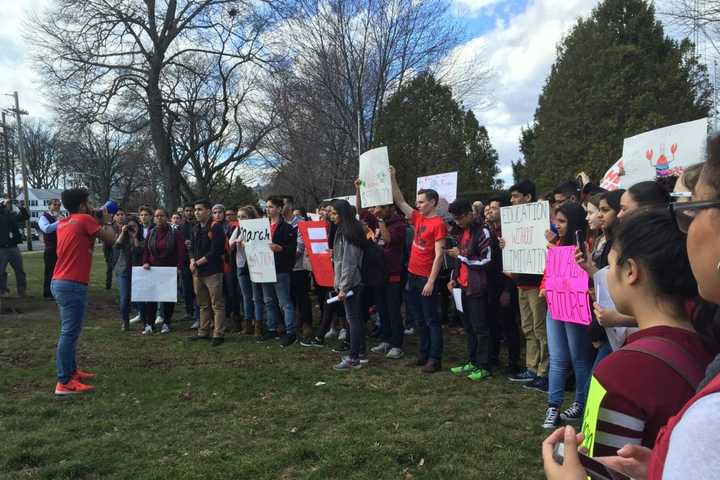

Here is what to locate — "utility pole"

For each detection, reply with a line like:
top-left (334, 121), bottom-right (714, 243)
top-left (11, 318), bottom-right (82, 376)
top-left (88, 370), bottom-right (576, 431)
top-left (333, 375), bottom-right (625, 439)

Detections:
top-left (12, 92), bottom-right (32, 252)
top-left (0, 112), bottom-right (9, 197)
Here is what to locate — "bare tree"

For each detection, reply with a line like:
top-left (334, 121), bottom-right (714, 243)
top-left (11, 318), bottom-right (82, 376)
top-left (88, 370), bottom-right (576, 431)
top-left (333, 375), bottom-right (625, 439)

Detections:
top-left (29, 0), bottom-right (283, 210)
top-left (22, 119), bottom-right (62, 189)
top-left (263, 0), bottom-right (478, 203)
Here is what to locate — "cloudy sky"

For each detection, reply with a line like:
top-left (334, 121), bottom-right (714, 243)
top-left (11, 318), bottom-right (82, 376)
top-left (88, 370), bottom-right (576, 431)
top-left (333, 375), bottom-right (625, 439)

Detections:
top-left (1, 0), bottom-right (602, 185)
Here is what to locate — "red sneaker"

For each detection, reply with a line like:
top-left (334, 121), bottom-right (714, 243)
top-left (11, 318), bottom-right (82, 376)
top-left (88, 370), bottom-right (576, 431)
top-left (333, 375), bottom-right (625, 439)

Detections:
top-left (54, 379), bottom-right (95, 396)
top-left (72, 369), bottom-right (97, 381)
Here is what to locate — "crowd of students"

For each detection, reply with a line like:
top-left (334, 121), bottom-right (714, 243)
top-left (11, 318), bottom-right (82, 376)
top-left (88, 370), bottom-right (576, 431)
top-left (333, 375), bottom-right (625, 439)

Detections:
top-left (45, 136), bottom-right (720, 478)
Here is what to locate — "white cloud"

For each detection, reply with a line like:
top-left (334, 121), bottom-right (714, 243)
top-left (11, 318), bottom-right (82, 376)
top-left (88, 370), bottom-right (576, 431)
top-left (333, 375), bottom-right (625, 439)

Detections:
top-left (455, 0), bottom-right (600, 185)
top-left (0, 0), bottom-right (52, 120)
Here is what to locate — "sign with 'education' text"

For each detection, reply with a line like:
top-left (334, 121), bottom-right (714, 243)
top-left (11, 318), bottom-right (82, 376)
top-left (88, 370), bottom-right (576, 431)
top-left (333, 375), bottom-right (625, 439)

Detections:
top-left (237, 218), bottom-right (277, 283)
top-left (500, 201), bottom-right (550, 275)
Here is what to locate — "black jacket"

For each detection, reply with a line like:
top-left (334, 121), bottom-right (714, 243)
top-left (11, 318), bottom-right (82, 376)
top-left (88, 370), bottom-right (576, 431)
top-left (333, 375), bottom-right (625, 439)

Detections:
top-left (191, 221), bottom-right (226, 277)
top-left (449, 219), bottom-right (500, 298)
top-left (270, 219), bottom-right (297, 274)
top-left (0, 205), bottom-right (29, 248)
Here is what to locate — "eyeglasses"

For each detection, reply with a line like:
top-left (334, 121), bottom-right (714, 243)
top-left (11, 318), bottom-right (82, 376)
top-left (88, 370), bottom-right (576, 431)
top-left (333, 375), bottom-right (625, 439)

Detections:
top-left (669, 200), bottom-right (720, 233)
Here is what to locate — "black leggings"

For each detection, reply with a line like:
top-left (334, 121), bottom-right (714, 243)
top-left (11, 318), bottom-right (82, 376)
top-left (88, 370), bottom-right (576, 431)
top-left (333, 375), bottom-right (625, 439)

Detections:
top-left (144, 302), bottom-right (175, 327)
top-left (462, 293), bottom-right (490, 369)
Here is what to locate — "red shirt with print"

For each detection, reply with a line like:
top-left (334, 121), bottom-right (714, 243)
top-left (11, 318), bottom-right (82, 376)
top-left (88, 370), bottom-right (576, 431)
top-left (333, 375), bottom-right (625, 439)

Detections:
top-left (53, 213), bottom-right (102, 284)
top-left (408, 210), bottom-right (447, 278)
top-left (456, 229), bottom-right (471, 288)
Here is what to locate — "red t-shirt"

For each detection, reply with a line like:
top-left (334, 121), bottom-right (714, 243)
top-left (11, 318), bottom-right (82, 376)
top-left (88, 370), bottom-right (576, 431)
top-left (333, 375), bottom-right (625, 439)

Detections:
top-left (408, 210), bottom-right (447, 278)
top-left (456, 229), bottom-right (471, 288)
top-left (270, 221), bottom-right (278, 238)
top-left (53, 213), bottom-right (102, 284)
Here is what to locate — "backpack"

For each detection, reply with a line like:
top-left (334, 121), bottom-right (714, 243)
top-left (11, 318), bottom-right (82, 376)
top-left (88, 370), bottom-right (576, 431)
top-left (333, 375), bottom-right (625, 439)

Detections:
top-left (361, 239), bottom-right (387, 287)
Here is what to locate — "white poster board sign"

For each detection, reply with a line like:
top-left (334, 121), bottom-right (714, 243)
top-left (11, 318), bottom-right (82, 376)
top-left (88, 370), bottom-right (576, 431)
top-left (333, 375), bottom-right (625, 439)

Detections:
top-left (131, 267), bottom-right (178, 302)
top-left (600, 158), bottom-right (624, 191)
top-left (500, 201), bottom-right (550, 275)
top-left (416, 171), bottom-right (458, 211)
top-left (359, 146), bottom-right (393, 208)
top-left (620, 118), bottom-right (707, 188)
top-left (237, 218), bottom-right (277, 283)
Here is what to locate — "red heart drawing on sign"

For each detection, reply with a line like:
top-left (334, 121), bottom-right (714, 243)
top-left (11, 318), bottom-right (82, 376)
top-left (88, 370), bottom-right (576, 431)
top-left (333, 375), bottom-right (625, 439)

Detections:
top-left (645, 149), bottom-right (653, 161)
top-left (671, 144), bottom-right (678, 155)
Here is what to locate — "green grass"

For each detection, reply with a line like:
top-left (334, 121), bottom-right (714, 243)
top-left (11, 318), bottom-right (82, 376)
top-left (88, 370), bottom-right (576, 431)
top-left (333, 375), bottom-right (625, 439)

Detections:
top-left (0, 252), bottom-right (549, 480)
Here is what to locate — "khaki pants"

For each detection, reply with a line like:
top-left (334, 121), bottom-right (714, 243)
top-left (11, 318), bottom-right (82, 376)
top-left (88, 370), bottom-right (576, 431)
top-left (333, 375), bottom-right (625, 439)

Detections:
top-left (518, 287), bottom-right (548, 376)
top-left (194, 273), bottom-right (226, 338)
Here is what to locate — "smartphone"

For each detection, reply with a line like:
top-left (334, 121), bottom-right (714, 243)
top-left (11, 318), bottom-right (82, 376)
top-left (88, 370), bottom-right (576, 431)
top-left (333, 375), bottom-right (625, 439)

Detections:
top-left (575, 230), bottom-right (586, 251)
top-left (553, 443), bottom-right (631, 480)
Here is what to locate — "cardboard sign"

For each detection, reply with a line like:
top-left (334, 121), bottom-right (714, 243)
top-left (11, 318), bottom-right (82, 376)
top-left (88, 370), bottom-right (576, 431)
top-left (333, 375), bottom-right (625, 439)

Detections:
top-left (359, 146), bottom-right (393, 208)
top-left (131, 267), bottom-right (178, 302)
top-left (299, 221), bottom-right (334, 288)
top-left (417, 171), bottom-right (457, 211)
top-left (500, 201), bottom-right (550, 275)
top-left (620, 118), bottom-right (707, 187)
top-left (237, 218), bottom-right (277, 283)
top-left (544, 246), bottom-right (591, 325)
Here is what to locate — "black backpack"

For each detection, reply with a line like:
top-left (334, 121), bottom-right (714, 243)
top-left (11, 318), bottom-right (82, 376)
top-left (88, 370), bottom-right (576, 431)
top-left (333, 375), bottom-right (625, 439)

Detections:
top-left (361, 239), bottom-right (387, 287)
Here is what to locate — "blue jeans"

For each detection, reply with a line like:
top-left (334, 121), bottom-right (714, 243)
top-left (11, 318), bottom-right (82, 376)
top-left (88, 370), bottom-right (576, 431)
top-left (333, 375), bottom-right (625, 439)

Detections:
top-left (261, 272), bottom-right (295, 335)
top-left (116, 270), bottom-right (131, 326)
top-left (546, 311), bottom-right (594, 407)
top-left (406, 273), bottom-right (442, 361)
top-left (237, 271), bottom-right (264, 322)
top-left (376, 282), bottom-right (403, 348)
top-left (52, 280), bottom-right (89, 384)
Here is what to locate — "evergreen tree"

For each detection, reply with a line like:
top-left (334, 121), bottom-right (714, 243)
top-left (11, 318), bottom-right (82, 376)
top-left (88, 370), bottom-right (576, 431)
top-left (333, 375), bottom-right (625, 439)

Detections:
top-left (517, 0), bottom-right (711, 191)
top-left (375, 73), bottom-right (501, 196)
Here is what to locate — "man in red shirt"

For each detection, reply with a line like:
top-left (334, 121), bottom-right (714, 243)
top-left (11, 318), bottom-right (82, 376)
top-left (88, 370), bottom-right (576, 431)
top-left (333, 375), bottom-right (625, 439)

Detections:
top-left (52, 188), bottom-right (118, 395)
top-left (390, 166), bottom-right (447, 373)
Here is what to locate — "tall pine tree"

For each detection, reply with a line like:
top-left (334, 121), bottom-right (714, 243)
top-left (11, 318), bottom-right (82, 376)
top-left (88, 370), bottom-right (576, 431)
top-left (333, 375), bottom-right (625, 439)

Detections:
top-left (518, 0), bottom-right (711, 190)
top-left (374, 73), bottom-right (501, 196)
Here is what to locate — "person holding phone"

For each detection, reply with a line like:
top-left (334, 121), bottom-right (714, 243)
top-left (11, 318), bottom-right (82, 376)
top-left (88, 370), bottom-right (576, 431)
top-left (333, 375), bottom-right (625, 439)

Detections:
top-left (114, 217), bottom-right (144, 331)
top-left (540, 202), bottom-right (595, 429)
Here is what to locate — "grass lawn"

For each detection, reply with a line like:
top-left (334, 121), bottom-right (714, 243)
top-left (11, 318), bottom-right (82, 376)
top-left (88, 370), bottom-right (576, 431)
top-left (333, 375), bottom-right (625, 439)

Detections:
top-left (0, 252), bottom-right (550, 480)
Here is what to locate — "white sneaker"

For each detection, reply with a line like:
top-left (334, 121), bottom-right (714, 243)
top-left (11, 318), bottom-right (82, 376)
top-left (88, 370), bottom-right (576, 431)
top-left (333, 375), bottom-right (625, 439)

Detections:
top-left (324, 327), bottom-right (337, 340)
top-left (191, 320), bottom-right (200, 329)
top-left (161, 323), bottom-right (170, 334)
top-left (386, 348), bottom-right (404, 360)
top-left (338, 328), bottom-right (348, 341)
top-left (155, 315), bottom-right (165, 326)
top-left (142, 325), bottom-right (153, 335)
top-left (129, 314), bottom-right (141, 325)
top-left (404, 327), bottom-right (415, 336)
top-left (370, 342), bottom-right (391, 354)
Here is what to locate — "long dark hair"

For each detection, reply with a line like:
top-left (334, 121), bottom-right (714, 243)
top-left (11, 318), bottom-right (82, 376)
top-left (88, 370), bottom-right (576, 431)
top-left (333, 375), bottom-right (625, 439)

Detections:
top-left (331, 199), bottom-right (365, 247)
top-left (556, 202), bottom-right (588, 246)
top-left (612, 209), bottom-right (698, 313)
top-left (627, 181), bottom-right (671, 208)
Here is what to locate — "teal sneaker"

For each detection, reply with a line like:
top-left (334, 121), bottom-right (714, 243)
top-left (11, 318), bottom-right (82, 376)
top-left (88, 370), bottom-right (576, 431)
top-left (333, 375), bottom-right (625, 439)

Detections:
top-left (467, 368), bottom-right (492, 381)
top-left (450, 362), bottom-right (477, 375)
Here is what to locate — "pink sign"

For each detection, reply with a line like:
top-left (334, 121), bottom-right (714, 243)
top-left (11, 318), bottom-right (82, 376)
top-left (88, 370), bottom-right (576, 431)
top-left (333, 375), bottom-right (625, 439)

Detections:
top-left (544, 246), bottom-right (591, 325)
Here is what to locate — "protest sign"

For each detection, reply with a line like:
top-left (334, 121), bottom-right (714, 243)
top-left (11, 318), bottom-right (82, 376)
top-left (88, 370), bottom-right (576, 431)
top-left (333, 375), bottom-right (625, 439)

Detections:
top-left (359, 146), bottom-right (392, 208)
top-left (544, 246), bottom-right (591, 325)
top-left (416, 171), bottom-right (457, 211)
top-left (500, 201), bottom-right (550, 275)
top-left (131, 266), bottom-right (177, 303)
top-left (452, 288), bottom-right (463, 313)
top-left (594, 267), bottom-right (637, 350)
top-left (600, 158), bottom-right (624, 191)
top-left (299, 221), bottom-right (334, 287)
top-left (237, 218), bottom-right (277, 283)
top-left (620, 118), bottom-right (707, 187)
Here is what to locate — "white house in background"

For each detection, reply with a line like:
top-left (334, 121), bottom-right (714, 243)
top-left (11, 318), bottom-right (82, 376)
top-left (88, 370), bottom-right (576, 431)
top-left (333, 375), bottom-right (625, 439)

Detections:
top-left (15, 188), bottom-right (67, 222)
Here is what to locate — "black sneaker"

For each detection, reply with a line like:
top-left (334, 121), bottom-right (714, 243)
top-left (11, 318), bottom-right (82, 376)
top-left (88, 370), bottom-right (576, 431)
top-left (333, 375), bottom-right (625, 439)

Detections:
top-left (559, 401), bottom-right (584, 423)
top-left (543, 406), bottom-right (560, 429)
top-left (332, 341), bottom-right (350, 353)
top-left (211, 337), bottom-right (224, 347)
top-left (508, 368), bottom-right (536, 382)
top-left (256, 331), bottom-right (279, 343)
top-left (300, 336), bottom-right (325, 348)
top-left (524, 376), bottom-right (549, 393)
top-left (280, 334), bottom-right (297, 347)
